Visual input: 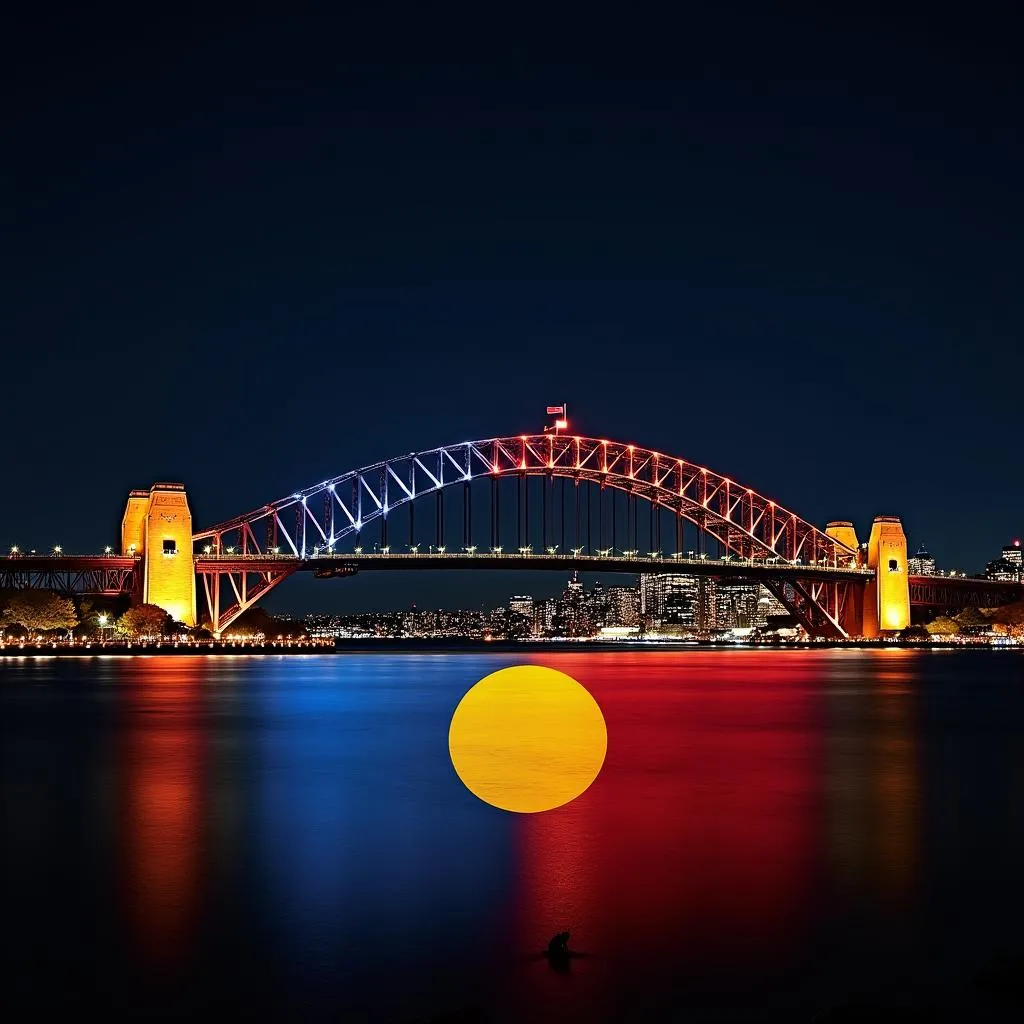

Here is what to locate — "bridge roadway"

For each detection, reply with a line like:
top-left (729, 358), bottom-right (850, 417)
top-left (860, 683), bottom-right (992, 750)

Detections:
top-left (194, 551), bottom-right (874, 582)
top-left (5, 552), bottom-right (1022, 611)
top-left (1, 554), bottom-right (138, 596)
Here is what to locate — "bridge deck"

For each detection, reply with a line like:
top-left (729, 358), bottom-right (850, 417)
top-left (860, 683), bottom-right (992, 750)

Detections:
top-left (193, 551), bottom-right (873, 581)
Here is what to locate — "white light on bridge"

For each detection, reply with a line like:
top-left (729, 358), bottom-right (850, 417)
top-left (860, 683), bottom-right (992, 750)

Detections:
top-left (53, 545), bottom-right (62, 555)
top-left (465, 546), bottom-right (476, 555)
top-left (519, 546), bottom-right (532, 556)
top-left (546, 546), bottom-right (558, 555)
top-left (492, 546), bottom-right (502, 554)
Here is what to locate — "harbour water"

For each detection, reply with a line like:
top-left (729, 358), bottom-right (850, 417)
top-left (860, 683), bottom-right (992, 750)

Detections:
top-left (2, 649), bottom-right (1023, 1021)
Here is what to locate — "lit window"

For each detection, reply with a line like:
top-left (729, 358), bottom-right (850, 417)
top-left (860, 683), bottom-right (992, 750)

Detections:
top-left (163, 539), bottom-right (177, 556)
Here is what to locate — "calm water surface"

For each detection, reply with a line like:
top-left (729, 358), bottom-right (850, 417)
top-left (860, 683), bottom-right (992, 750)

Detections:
top-left (2, 649), bottom-right (1024, 1022)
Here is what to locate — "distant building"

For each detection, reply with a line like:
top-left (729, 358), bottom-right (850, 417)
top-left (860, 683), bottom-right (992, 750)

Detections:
top-left (641, 574), bottom-right (699, 629)
top-left (714, 581), bottom-right (760, 629)
top-left (606, 585), bottom-right (640, 627)
top-left (907, 544), bottom-right (937, 575)
top-left (508, 595), bottom-right (534, 618)
top-left (986, 541), bottom-right (1023, 581)
top-left (534, 598), bottom-right (557, 636)
top-left (755, 586), bottom-right (789, 629)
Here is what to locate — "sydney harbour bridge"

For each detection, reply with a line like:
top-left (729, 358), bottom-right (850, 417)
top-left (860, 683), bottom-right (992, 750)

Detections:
top-left (3, 424), bottom-right (1020, 638)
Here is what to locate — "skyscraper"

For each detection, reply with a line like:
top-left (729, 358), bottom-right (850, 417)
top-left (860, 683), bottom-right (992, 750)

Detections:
top-left (640, 575), bottom-right (699, 630)
top-left (907, 544), bottom-right (937, 574)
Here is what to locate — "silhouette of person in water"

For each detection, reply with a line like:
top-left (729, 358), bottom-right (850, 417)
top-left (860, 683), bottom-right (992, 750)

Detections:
top-left (547, 931), bottom-right (570, 957)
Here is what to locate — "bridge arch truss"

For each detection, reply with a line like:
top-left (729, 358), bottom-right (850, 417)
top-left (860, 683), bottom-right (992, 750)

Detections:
top-left (193, 435), bottom-right (860, 636)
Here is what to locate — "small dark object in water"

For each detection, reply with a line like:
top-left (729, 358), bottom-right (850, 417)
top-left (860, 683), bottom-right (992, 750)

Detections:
top-left (547, 931), bottom-right (570, 958)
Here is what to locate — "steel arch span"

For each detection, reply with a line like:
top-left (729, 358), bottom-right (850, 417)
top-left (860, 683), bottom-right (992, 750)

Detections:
top-left (193, 434), bottom-right (861, 636)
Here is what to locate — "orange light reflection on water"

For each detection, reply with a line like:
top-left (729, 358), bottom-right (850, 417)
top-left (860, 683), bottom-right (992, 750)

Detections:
top-left (119, 657), bottom-right (205, 969)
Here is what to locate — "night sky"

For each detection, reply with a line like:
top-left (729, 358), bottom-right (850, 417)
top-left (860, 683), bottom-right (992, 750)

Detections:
top-left (3, 6), bottom-right (1022, 613)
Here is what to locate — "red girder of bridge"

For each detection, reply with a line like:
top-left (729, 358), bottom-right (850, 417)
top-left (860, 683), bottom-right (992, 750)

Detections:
top-left (908, 575), bottom-right (1023, 611)
top-left (192, 434), bottom-right (861, 637)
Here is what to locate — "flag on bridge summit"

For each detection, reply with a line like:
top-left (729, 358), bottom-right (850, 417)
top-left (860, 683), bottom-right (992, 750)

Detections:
top-left (546, 405), bottom-right (565, 415)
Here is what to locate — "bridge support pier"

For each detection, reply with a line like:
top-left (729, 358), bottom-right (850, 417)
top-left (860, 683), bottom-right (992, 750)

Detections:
top-left (862, 516), bottom-right (910, 637)
top-left (826, 521), bottom-right (864, 636)
top-left (121, 483), bottom-right (197, 627)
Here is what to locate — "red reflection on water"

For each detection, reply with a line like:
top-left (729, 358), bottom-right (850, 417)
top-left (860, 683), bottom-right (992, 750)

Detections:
top-left (873, 658), bottom-right (919, 910)
top-left (511, 651), bottom-right (824, 982)
top-left (119, 658), bottom-right (205, 968)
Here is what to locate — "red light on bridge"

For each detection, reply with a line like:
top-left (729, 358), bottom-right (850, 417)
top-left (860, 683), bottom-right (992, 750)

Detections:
top-left (555, 419), bottom-right (568, 430)
top-left (1015, 539), bottom-right (1021, 548)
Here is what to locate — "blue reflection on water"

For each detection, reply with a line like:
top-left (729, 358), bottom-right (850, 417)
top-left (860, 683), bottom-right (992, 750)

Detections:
top-left (252, 655), bottom-right (519, 1002)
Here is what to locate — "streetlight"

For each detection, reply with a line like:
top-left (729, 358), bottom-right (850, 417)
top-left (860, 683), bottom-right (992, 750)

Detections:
top-left (546, 546), bottom-right (558, 556)
top-left (410, 544), bottom-right (420, 554)
top-left (9, 545), bottom-right (18, 555)
top-left (98, 614), bottom-right (109, 642)
top-left (104, 545), bottom-right (112, 555)
top-left (571, 546), bottom-right (583, 557)
top-left (648, 551), bottom-right (660, 560)
top-left (519, 545), bottom-right (532, 556)
top-left (53, 545), bottom-right (62, 555)
top-left (492, 546), bottom-right (502, 555)
top-left (204, 545), bottom-right (212, 555)
top-left (465, 545), bottom-right (476, 555)
top-left (598, 548), bottom-right (611, 557)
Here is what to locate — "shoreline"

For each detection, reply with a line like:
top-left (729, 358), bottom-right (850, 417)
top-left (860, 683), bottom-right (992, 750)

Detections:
top-left (0, 638), bottom-right (1016, 657)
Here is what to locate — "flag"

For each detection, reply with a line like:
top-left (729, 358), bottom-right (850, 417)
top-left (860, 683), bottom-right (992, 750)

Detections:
top-left (546, 405), bottom-right (565, 415)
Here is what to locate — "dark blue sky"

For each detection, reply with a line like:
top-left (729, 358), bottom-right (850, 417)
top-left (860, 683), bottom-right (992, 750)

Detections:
top-left (3, 6), bottom-right (1021, 611)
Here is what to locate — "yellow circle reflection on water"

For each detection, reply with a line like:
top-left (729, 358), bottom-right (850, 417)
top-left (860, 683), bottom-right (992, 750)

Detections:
top-left (448, 665), bottom-right (608, 813)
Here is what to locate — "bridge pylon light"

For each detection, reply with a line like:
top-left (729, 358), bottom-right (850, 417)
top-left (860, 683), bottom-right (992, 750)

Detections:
top-left (825, 521), bottom-right (860, 558)
top-left (863, 516), bottom-right (910, 637)
top-left (825, 521), bottom-right (865, 636)
top-left (121, 483), bottom-right (197, 627)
